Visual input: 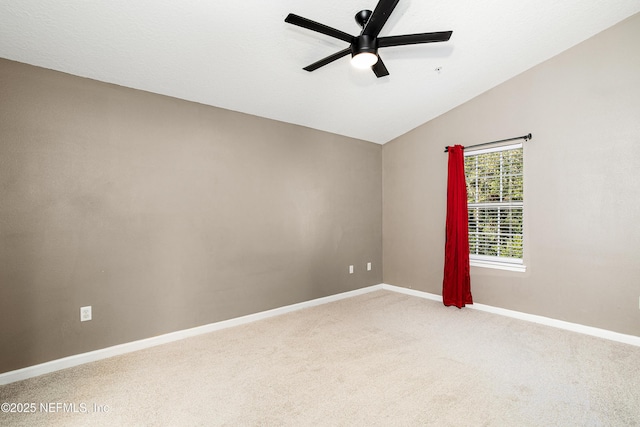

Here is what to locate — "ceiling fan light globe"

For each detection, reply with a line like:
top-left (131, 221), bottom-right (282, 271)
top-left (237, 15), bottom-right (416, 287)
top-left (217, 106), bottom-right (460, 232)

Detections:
top-left (351, 52), bottom-right (378, 69)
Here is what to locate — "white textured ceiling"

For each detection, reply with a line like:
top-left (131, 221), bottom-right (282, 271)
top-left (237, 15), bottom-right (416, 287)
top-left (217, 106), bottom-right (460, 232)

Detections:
top-left (1, 1), bottom-right (639, 144)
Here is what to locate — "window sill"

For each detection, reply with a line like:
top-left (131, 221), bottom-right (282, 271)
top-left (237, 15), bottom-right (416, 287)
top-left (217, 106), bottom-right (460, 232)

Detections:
top-left (470, 259), bottom-right (527, 273)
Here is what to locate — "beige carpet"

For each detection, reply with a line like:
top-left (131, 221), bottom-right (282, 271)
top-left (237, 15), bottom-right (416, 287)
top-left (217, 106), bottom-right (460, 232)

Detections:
top-left (1, 290), bottom-right (639, 426)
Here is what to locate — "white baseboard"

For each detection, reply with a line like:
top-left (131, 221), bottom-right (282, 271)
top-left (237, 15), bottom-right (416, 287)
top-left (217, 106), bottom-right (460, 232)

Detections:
top-left (0, 285), bottom-right (383, 386)
top-left (381, 284), bottom-right (640, 347)
top-left (2, 283), bottom-right (638, 385)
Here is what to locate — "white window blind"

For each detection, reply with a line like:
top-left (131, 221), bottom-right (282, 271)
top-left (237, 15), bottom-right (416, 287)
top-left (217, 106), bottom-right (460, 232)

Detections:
top-left (464, 143), bottom-right (524, 268)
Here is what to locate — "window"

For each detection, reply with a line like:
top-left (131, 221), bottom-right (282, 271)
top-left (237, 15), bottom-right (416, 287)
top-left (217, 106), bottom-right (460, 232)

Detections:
top-left (464, 143), bottom-right (525, 272)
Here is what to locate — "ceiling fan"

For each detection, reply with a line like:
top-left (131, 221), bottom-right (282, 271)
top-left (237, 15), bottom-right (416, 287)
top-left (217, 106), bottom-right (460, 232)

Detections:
top-left (285, 0), bottom-right (453, 77)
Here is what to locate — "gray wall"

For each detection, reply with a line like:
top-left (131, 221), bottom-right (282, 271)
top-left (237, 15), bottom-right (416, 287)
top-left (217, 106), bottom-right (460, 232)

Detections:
top-left (0, 59), bottom-right (382, 373)
top-left (383, 13), bottom-right (640, 336)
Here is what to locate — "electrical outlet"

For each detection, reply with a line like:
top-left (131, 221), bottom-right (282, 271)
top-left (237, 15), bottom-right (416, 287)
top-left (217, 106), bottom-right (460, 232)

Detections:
top-left (349, 265), bottom-right (354, 274)
top-left (80, 306), bottom-right (92, 322)
top-left (367, 262), bottom-right (372, 271)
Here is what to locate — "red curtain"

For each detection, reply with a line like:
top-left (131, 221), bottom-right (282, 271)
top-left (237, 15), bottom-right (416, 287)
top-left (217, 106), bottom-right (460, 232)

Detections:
top-left (443, 145), bottom-right (473, 308)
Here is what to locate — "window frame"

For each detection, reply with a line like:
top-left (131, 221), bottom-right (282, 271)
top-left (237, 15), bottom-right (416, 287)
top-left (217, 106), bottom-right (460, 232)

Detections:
top-left (464, 142), bottom-right (526, 273)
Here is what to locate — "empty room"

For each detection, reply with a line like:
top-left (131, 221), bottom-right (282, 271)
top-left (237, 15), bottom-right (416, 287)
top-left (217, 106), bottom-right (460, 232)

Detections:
top-left (1, 1), bottom-right (639, 425)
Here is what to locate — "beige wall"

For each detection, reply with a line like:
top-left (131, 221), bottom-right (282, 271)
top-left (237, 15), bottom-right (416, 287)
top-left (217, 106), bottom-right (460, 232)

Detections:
top-left (0, 59), bottom-right (382, 373)
top-left (383, 13), bottom-right (640, 336)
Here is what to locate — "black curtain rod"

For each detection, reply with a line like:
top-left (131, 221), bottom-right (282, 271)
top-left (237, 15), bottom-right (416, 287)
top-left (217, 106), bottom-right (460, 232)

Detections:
top-left (444, 133), bottom-right (532, 153)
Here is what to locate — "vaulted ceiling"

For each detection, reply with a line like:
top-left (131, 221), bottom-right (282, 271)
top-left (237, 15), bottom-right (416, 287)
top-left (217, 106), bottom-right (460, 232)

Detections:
top-left (1, 1), bottom-right (639, 144)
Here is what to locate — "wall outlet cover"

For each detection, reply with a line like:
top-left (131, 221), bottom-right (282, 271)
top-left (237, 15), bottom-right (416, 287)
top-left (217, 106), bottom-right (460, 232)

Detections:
top-left (80, 306), bottom-right (92, 322)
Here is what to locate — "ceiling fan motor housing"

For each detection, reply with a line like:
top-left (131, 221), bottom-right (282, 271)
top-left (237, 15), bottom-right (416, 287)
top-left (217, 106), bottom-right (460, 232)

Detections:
top-left (352, 35), bottom-right (378, 57)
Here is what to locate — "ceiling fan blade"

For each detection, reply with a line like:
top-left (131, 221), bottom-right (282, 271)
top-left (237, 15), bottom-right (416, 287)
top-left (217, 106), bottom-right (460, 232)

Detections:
top-left (371, 57), bottom-right (389, 78)
top-left (363, 0), bottom-right (400, 37)
top-left (285, 14), bottom-right (354, 43)
top-left (303, 48), bottom-right (352, 72)
top-left (378, 31), bottom-right (453, 47)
